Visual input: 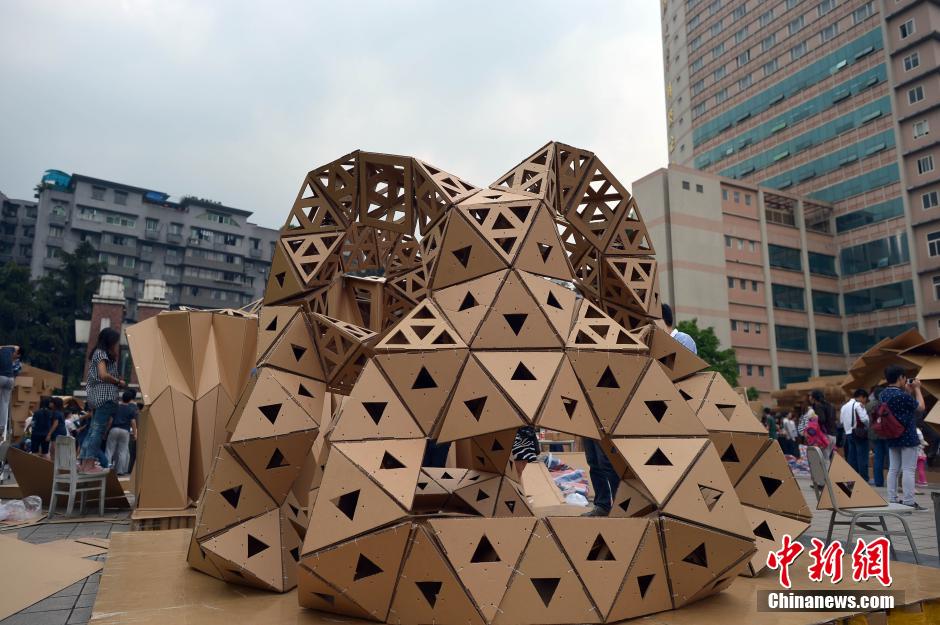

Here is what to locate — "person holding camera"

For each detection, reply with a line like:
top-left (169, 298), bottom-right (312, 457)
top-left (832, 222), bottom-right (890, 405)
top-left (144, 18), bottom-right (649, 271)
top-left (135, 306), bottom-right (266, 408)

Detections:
top-left (881, 365), bottom-right (926, 510)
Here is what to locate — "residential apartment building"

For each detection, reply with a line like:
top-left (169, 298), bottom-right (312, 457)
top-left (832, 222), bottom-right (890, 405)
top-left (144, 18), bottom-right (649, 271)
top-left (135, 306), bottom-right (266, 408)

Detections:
top-left (0, 191), bottom-right (37, 267)
top-left (636, 165), bottom-right (854, 398)
top-left (29, 171), bottom-right (279, 315)
top-left (658, 0), bottom-right (940, 388)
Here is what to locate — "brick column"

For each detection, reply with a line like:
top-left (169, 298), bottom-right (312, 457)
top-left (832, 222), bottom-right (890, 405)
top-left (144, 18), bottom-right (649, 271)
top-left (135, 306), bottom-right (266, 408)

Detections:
top-left (83, 275), bottom-right (127, 380)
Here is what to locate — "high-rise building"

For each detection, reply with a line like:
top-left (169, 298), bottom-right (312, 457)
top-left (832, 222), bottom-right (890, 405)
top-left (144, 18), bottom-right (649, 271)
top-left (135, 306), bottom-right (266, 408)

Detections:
top-left (29, 171), bottom-right (279, 316)
top-left (656, 0), bottom-right (940, 387)
top-left (0, 191), bottom-right (37, 267)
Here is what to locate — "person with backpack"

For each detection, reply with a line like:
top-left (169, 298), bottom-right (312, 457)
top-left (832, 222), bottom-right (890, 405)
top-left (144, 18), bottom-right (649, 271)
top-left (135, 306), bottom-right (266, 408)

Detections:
top-left (877, 365), bottom-right (926, 510)
top-left (840, 389), bottom-right (870, 481)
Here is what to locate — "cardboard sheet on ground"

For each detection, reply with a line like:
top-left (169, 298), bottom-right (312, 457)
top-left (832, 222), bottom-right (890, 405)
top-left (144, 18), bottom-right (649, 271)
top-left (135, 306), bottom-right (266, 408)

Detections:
top-left (35, 538), bottom-right (109, 558)
top-left (94, 529), bottom-right (940, 625)
top-left (0, 534), bottom-right (102, 621)
top-left (6, 447), bottom-right (130, 508)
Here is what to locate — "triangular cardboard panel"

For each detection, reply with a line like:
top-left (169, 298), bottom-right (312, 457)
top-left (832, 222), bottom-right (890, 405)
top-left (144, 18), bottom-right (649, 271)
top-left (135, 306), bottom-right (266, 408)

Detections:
top-left (136, 387), bottom-right (189, 510)
top-left (156, 312), bottom-right (196, 398)
top-left (388, 524), bottom-right (486, 625)
top-left (661, 441), bottom-right (753, 539)
top-left (357, 153), bottom-right (415, 235)
top-left (535, 355), bottom-right (602, 439)
top-left (202, 545), bottom-right (282, 592)
top-left (187, 534), bottom-right (224, 579)
top-left (818, 453), bottom-right (887, 509)
top-left (188, 313), bottom-right (218, 398)
top-left (695, 373), bottom-right (765, 434)
top-left (679, 552), bottom-right (752, 607)
top-left (430, 517), bottom-right (536, 622)
top-left (458, 199), bottom-right (539, 264)
top-left (608, 479), bottom-right (657, 518)
top-left (601, 257), bottom-right (658, 315)
top-left (230, 429), bottom-right (319, 505)
top-left (549, 517), bottom-right (648, 618)
top-left (283, 231), bottom-right (345, 286)
top-left (554, 143), bottom-right (595, 215)
top-left (475, 351), bottom-right (563, 423)
top-left (334, 440), bottom-right (425, 510)
top-left (191, 387), bottom-right (235, 502)
top-left (125, 316), bottom-right (170, 405)
top-left (648, 326), bottom-right (710, 382)
top-left (376, 299), bottom-right (467, 350)
top-left (568, 352), bottom-right (648, 432)
top-left (263, 242), bottom-right (307, 305)
top-left (431, 210), bottom-right (509, 291)
top-left (306, 522), bottom-right (412, 621)
top-left (437, 355), bottom-right (527, 442)
top-left (302, 448), bottom-right (408, 553)
top-left (606, 520), bottom-right (672, 622)
top-left (494, 520), bottom-right (600, 624)
top-left (611, 438), bottom-right (707, 505)
top-left (566, 301), bottom-right (645, 351)
top-left (454, 474), bottom-right (502, 517)
top-left (330, 360), bottom-right (425, 441)
top-left (494, 477), bottom-right (533, 518)
top-left (603, 196), bottom-right (655, 256)
top-left (736, 442), bottom-right (812, 520)
top-left (213, 313), bottom-right (258, 400)
top-left (467, 430), bottom-right (516, 475)
top-left (413, 159), bottom-right (478, 235)
top-left (261, 312), bottom-right (325, 381)
top-left (660, 518), bottom-right (756, 606)
top-left (708, 432), bottom-right (771, 486)
top-left (195, 446), bottom-right (277, 540)
top-left (471, 272), bottom-right (563, 350)
top-left (563, 157), bottom-right (634, 251)
top-left (431, 270), bottom-right (509, 344)
top-left (289, 167), bottom-right (352, 231)
top-left (267, 369), bottom-right (326, 426)
top-left (201, 508), bottom-right (286, 592)
top-left (229, 368), bottom-right (319, 442)
top-left (491, 143), bottom-right (557, 203)
top-left (514, 206), bottom-right (576, 281)
top-left (375, 350), bottom-right (469, 435)
top-left (742, 505), bottom-right (811, 576)
top-left (310, 314), bottom-right (377, 392)
top-left (298, 565), bottom-right (374, 619)
top-left (516, 270), bottom-right (579, 339)
top-left (257, 306), bottom-right (301, 361)
top-left (612, 361), bottom-right (708, 437)
top-left (422, 467), bottom-right (469, 493)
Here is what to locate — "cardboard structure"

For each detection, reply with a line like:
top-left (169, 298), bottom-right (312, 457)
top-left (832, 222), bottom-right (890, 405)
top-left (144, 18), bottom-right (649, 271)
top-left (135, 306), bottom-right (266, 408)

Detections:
top-left (6, 446), bottom-right (129, 508)
top-left (175, 143), bottom-right (810, 622)
top-left (126, 311), bottom-right (259, 510)
top-left (10, 364), bottom-right (62, 437)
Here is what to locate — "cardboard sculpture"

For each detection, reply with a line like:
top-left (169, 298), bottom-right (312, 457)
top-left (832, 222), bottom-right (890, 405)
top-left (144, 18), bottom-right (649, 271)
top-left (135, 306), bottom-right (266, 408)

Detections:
top-left (10, 365), bottom-right (62, 437)
top-left (841, 328), bottom-right (925, 394)
top-left (125, 311), bottom-right (258, 509)
top-left (182, 143), bottom-right (809, 620)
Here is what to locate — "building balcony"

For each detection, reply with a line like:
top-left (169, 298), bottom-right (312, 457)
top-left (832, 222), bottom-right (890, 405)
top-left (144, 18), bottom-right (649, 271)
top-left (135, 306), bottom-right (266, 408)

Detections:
top-left (49, 213), bottom-right (68, 225)
top-left (99, 241), bottom-right (137, 255)
top-left (166, 233), bottom-right (183, 245)
top-left (42, 257), bottom-right (62, 270)
top-left (144, 229), bottom-right (161, 241)
top-left (249, 247), bottom-right (262, 259)
top-left (1, 213), bottom-right (17, 224)
top-left (46, 235), bottom-right (64, 247)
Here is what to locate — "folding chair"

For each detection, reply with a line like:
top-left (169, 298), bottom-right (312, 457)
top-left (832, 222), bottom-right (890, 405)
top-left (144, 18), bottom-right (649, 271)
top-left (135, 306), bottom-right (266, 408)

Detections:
top-left (806, 446), bottom-right (920, 563)
top-left (49, 436), bottom-right (108, 518)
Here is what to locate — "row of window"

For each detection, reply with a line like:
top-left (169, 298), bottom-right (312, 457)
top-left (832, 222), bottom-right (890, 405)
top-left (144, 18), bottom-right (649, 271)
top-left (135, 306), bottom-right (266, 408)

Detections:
top-left (764, 279), bottom-right (913, 315)
top-left (775, 325), bottom-right (844, 354)
top-left (840, 233), bottom-right (908, 275)
top-left (770, 284), bottom-right (841, 314)
top-left (739, 363), bottom-right (767, 378)
top-left (90, 186), bottom-right (129, 206)
top-left (809, 164), bottom-right (899, 203)
top-left (727, 276), bottom-right (760, 291)
top-left (693, 28), bottom-right (883, 147)
top-left (725, 236), bottom-right (758, 252)
top-left (695, 65), bottom-right (885, 169)
top-left (835, 198), bottom-right (904, 233)
top-left (731, 319), bottom-right (763, 333)
top-left (721, 189), bottom-right (754, 205)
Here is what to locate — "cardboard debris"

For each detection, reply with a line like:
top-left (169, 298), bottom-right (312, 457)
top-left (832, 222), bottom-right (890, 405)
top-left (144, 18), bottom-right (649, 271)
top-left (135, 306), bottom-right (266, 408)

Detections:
top-left (9, 364), bottom-right (62, 438)
top-left (6, 446), bottom-right (129, 508)
top-left (155, 143), bottom-right (814, 623)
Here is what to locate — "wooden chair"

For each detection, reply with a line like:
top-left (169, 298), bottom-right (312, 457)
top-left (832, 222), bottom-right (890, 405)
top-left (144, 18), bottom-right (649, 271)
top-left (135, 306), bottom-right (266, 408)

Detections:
top-left (49, 436), bottom-right (108, 518)
top-left (806, 446), bottom-right (920, 563)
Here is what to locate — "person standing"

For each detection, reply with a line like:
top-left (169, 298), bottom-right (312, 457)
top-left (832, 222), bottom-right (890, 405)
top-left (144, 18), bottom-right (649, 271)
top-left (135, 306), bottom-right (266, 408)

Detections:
top-left (106, 389), bottom-right (138, 475)
top-left (809, 390), bottom-right (837, 459)
top-left (0, 345), bottom-right (23, 442)
top-left (79, 328), bottom-right (126, 473)
top-left (867, 386), bottom-right (887, 487)
top-left (881, 365), bottom-right (926, 510)
top-left (29, 397), bottom-right (54, 456)
top-left (661, 303), bottom-right (697, 353)
top-left (783, 410), bottom-right (799, 457)
top-left (840, 389), bottom-right (870, 481)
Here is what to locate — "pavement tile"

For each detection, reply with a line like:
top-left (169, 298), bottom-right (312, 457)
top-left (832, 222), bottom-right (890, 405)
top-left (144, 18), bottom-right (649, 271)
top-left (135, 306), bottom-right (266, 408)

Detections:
top-left (0, 609), bottom-right (71, 625)
top-left (66, 607), bottom-right (92, 625)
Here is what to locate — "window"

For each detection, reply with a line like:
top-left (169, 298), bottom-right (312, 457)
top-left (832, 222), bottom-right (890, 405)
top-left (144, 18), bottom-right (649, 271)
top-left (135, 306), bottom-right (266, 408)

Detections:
top-left (763, 59), bottom-right (779, 76)
top-left (114, 190), bottom-right (128, 205)
top-left (788, 16), bottom-right (804, 35)
top-left (710, 20), bottom-right (723, 37)
top-left (848, 323), bottom-right (918, 353)
top-left (904, 53), bottom-right (920, 72)
top-left (692, 80), bottom-right (705, 95)
top-left (111, 235), bottom-right (126, 246)
top-left (707, 0), bottom-right (721, 15)
top-left (900, 19), bottom-right (915, 39)
top-left (223, 234), bottom-right (239, 246)
top-left (821, 23), bottom-right (838, 42)
top-left (682, 180), bottom-right (691, 190)
top-left (761, 35), bottom-right (776, 52)
top-left (745, 194), bottom-right (752, 206)
top-left (840, 233), bottom-right (909, 275)
top-left (191, 227), bottom-right (213, 242)
top-left (48, 225), bottom-right (63, 238)
top-left (844, 281), bottom-right (915, 314)
top-left (759, 366), bottom-right (765, 376)
top-left (918, 155), bottom-right (934, 175)
top-left (746, 364), bottom-right (753, 376)
top-left (739, 276), bottom-right (746, 285)
top-left (790, 41), bottom-right (807, 60)
top-left (725, 235), bottom-right (733, 247)
top-left (914, 120), bottom-right (930, 138)
top-left (768, 244), bottom-right (802, 271)
top-left (715, 88), bottom-right (729, 104)
top-left (737, 50), bottom-right (751, 67)
top-left (169, 223), bottom-right (183, 235)
top-left (91, 186), bottom-right (106, 201)
top-left (722, 189), bottom-right (729, 200)
top-left (51, 202), bottom-right (67, 217)
top-left (928, 232), bottom-right (940, 257)
top-left (105, 213), bottom-right (136, 228)
top-left (785, 0), bottom-right (801, 9)
top-left (731, 320), bottom-right (738, 331)
top-left (727, 276), bottom-right (735, 288)
top-left (696, 184), bottom-right (704, 193)
top-left (776, 325), bottom-right (809, 351)
top-left (923, 191), bottom-right (940, 210)
top-left (852, 2), bottom-right (872, 23)
top-left (772, 284), bottom-right (805, 310)
top-left (141, 244), bottom-right (152, 255)
top-left (712, 42), bottom-right (725, 58)
top-left (146, 218), bottom-right (159, 231)
top-left (733, 5), bottom-right (746, 20)
top-left (808, 251), bottom-right (837, 276)
top-left (46, 246), bottom-right (61, 259)
top-left (733, 191), bottom-right (740, 203)
top-left (735, 27), bottom-right (748, 44)
top-left (759, 9), bottom-right (774, 27)
top-left (909, 85), bottom-right (925, 104)
top-left (713, 66), bottom-right (726, 81)
top-left (693, 102), bottom-right (707, 118)
top-left (755, 321), bottom-right (762, 332)
top-left (691, 56), bottom-right (704, 72)
top-left (78, 207), bottom-right (97, 221)
top-left (205, 212), bottom-right (238, 226)
top-left (812, 290), bottom-right (840, 314)
top-left (744, 321), bottom-right (751, 332)
top-left (752, 280), bottom-right (759, 291)
top-left (689, 13), bottom-right (701, 28)
top-left (816, 330), bottom-right (844, 354)
top-left (738, 74), bottom-right (753, 90)
top-left (690, 36), bottom-right (702, 51)
top-left (817, 0), bottom-right (836, 16)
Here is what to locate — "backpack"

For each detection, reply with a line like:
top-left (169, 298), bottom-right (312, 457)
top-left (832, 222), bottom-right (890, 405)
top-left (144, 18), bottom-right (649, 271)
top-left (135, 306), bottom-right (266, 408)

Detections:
top-left (851, 400), bottom-right (869, 440)
top-left (804, 418), bottom-right (830, 449)
top-left (872, 401), bottom-right (904, 439)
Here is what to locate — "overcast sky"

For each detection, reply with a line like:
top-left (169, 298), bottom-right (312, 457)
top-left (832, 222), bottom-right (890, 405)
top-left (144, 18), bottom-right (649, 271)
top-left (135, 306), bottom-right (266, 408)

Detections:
top-left (0, 1), bottom-right (667, 229)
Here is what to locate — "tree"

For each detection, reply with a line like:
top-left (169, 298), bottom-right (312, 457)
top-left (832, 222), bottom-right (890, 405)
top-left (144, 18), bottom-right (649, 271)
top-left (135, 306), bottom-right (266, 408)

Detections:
top-left (746, 386), bottom-right (760, 401)
top-left (676, 318), bottom-right (739, 387)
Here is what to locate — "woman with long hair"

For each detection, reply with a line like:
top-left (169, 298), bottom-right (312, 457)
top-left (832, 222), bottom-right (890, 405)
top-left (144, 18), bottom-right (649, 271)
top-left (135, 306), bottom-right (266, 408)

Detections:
top-left (79, 328), bottom-right (126, 472)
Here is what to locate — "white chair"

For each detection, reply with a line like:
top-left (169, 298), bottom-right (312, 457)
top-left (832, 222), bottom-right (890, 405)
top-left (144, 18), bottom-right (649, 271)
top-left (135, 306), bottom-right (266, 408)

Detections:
top-left (49, 436), bottom-right (108, 518)
top-left (806, 446), bottom-right (920, 563)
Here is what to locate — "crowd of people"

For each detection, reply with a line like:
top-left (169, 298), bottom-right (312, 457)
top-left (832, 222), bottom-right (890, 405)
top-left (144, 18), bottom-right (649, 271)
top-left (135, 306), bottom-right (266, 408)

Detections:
top-left (759, 365), bottom-right (932, 510)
